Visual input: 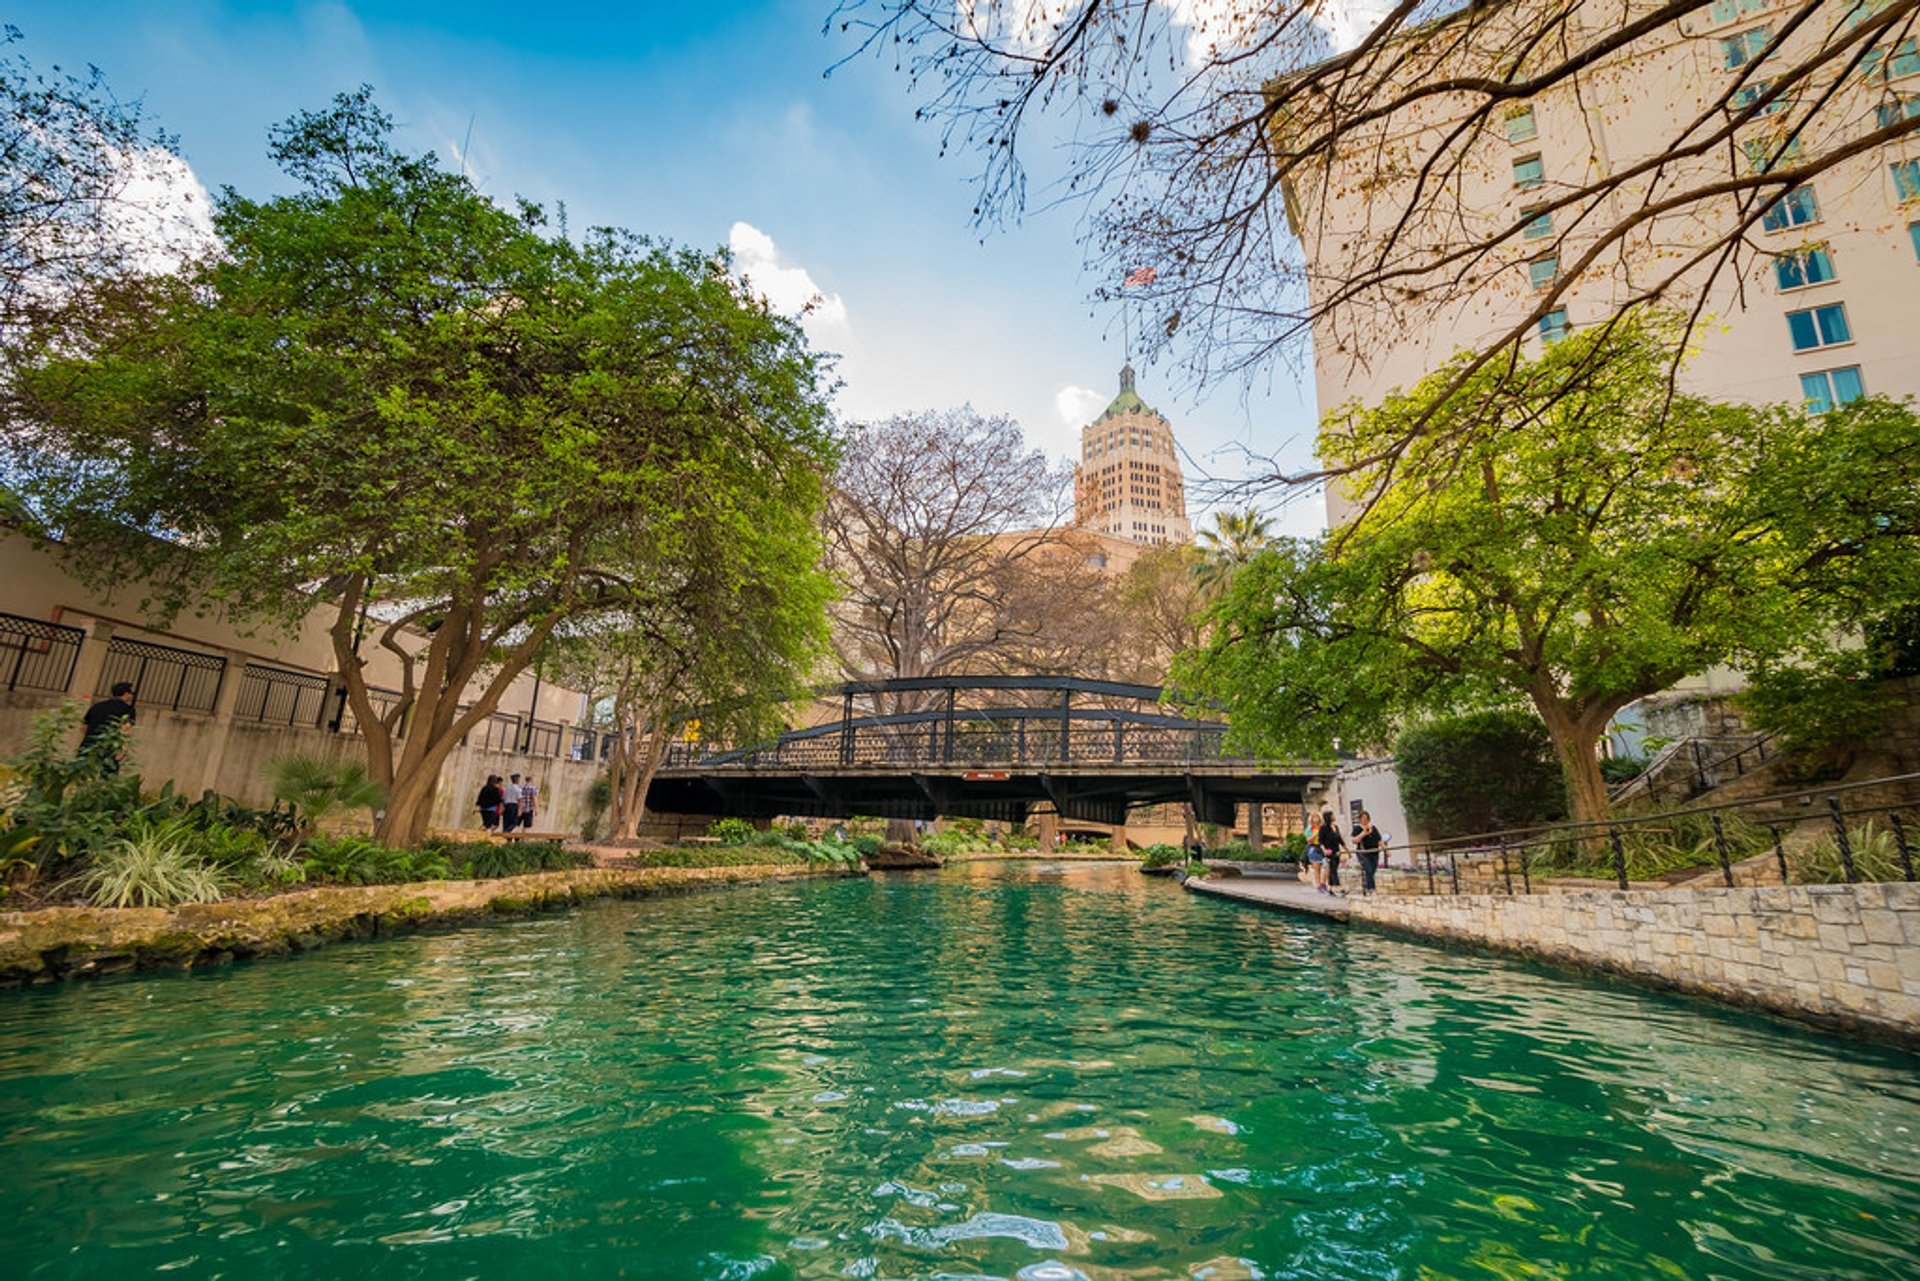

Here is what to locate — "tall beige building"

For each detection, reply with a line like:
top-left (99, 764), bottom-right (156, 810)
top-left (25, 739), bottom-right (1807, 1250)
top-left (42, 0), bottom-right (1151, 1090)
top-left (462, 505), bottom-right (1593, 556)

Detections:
top-left (1281, 0), bottom-right (1920, 525)
top-left (1072, 363), bottom-right (1194, 546)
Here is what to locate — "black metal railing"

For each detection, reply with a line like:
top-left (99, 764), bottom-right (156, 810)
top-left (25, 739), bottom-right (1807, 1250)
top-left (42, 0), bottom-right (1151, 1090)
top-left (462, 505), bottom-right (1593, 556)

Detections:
top-left (469, 710), bottom-right (523, 753)
top-left (523, 717), bottom-right (562, 757)
top-left (235, 663), bottom-right (330, 727)
top-left (0, 611), bottom-right (84, 694)
top-left (332, 686), bottom-right (407, 736)
top-left (1611, 733), bottom-right (1774, 804)
top-left (1388, 772), bottom-right (1920, 897)
top-left (660, 707), bottom-right (1253, 772)
top-left (100, 636), bottom-right (225, 714)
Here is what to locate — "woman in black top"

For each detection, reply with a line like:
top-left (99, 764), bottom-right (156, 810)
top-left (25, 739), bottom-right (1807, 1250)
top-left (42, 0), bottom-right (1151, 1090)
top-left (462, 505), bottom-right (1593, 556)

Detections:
top-left (477, 776), bottom-right (504, 830)
top-left (1316, 808), bottom-right (1347, 897)
top-left (1352, 811), bottom-right (1385, 896)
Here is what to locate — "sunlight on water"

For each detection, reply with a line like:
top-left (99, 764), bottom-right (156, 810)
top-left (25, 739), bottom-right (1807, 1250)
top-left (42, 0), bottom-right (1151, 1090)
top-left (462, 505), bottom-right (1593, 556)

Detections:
top-left (1, 861), bottom-right (1917, 1278)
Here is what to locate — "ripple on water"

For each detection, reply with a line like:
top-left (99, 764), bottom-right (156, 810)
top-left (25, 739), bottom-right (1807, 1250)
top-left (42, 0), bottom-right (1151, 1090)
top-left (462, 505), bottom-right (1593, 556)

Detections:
top-left (0, 864), bottom-right (1917, 1280)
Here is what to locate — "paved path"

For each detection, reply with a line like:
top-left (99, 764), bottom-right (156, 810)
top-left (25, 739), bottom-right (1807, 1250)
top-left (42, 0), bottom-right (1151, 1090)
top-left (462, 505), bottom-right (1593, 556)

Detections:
top-left (1181, 874), bottom-right (1353, 923)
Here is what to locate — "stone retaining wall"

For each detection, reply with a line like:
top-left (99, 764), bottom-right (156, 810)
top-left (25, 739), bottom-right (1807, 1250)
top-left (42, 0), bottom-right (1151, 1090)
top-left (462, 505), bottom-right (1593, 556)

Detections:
top-left (0, 862), bottom-right (856, 986)
top-left (1345, 882), bottom-right (1920, 1042)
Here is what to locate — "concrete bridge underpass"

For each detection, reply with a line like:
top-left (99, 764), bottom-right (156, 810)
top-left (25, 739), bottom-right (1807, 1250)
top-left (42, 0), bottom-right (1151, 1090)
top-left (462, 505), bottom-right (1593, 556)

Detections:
top-left (646, 676), bottom-right (1333, 827)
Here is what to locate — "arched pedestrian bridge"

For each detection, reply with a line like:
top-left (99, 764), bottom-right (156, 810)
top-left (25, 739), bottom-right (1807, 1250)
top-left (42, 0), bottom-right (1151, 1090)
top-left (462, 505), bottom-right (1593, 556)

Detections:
top-left (649, 676), bottom-right (1333, 827)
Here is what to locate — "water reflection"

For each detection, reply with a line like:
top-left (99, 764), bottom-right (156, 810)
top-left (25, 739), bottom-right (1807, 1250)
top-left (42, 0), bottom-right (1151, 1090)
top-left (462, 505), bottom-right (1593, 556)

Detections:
top-left (0, 862), bottom-right (1916, 1279)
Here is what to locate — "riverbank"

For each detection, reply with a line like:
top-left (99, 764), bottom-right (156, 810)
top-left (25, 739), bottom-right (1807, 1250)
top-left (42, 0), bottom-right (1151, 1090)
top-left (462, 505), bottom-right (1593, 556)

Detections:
top-left (1184, 875), bottom-right (1920, 1046)
top-left (0, 862), bottom-right (860, 986)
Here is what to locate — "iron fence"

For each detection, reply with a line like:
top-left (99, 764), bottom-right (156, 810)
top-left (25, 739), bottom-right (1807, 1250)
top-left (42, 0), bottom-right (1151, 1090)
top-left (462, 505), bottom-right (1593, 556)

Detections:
top-left (331, 686), bottom-right (406, 736)
top-left (1382, 772), bottom-right (1920, 898)
top-left (662, 710), bottom-right (1242, 772)
top-left (100, 636), bottom-right (225, 714)
top-left (523, 717), bottom-right (563, 757)
top-left (0, 612), bottom-right (83, 694)
top-left (235, 663), bottom-right (330, 727)
top-left (469, 710), bottom-right (523, 753)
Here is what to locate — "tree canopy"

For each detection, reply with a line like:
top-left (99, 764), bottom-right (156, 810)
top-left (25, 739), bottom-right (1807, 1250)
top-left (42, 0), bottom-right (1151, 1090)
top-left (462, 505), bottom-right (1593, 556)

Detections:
top-left (1395, 711), bottom-right (1568, 841)
top-left (1174, 312), bottom-right (1920, 826)
top-left (4, 89), bottom-right (839, 844)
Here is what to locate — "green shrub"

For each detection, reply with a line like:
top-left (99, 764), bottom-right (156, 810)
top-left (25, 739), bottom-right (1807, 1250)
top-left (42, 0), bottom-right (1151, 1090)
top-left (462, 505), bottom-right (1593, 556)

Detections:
top-left (707, 817), bottom-right (756, 846)
top-left (1737, 656), bottom-right (1898, 782)
top-left (1396, 710), bottom-right (1568, 840)
top-left (73, 819), bottom-right (230, 908)
top-left (582, 776), bottom-right (614, 841)
top-left (1791, 821), bottom-right (1911, 885)
top-left (627, 846), bottom-right (811, 869)
top-left (302, 835), bottom-right (452, 886)
top-left (5, 704), bottom-right (142, 874)
top-left (851, 834), bottom-right (884, 858)
top-left (921, 830), bottom-right (971, 856)
top-left (1141, 844), bottom-right (1184, 869)
top-left (423, 839), bottom-right (591, 879)
top-left (1600, 755), bottom-right (1648, 784)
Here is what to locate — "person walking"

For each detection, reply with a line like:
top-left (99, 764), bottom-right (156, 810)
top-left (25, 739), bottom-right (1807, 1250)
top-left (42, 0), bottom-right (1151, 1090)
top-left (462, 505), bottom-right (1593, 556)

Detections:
top-left (79, 682), bottom-right (137, 772)
top-left (1352, 811), bottom-right (1387, 896)
top-left (477, 775), bottom-right (504, 831)
top-left (1317, 809), bottom-right (1348, 897)
top-left (518, 776), bottom-right (538, 831)
top-left (1305, 823), bottom-right (1327, 892)
top-left (502, 773), bottom-right (522, 833)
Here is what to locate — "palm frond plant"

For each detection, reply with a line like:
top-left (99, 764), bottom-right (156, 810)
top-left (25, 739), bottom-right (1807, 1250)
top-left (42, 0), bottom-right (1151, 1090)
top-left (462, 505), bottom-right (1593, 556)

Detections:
top-left (269, 754), bottom-right (387, 840)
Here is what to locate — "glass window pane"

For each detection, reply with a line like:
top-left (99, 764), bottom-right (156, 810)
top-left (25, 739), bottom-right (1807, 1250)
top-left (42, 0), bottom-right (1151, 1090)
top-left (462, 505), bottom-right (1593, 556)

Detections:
top-left (1800, 372), bottom-right (1833, 413)
top-left (1712, 0), bottom-right (1737, 20)
top-left (1506, 107), bottom-right (1537, 142)
top-left (1787, 310), bottom-right (1819, 350)
top-left (1895, 38), bottom-right (1920, 78)
top-left (1523, 208), bottom-right (1552, 238)
top-left (1816, 305), bottom-right (1850, 345)
top-left (1773, 255), bottom-right (1803, 289)
top-left (1894, 160), bottom-right (1920, 200)
top-left (1539, 309), bottom-right (1570, 343)
top-left (1832, 367), bottom-right (1865, 404)
top-left (1513, 155), bottom-right (1544, 188)
top-left (1529, 255), bottom-right (1558, 287)
top-left (1805, 247), bottom-right (1835, 282)
top-left (1909, 221), bottom-right (1920, 260)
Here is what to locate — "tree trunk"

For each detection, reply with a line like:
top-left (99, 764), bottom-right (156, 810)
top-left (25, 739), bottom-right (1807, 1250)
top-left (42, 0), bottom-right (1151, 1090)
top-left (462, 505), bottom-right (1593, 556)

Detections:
top-left (617, 721), bottom-right (672, 840)
top-left (887, 817), bottom-right (918, 846)
top-left (1535, 699), bottom-right (1617, 831)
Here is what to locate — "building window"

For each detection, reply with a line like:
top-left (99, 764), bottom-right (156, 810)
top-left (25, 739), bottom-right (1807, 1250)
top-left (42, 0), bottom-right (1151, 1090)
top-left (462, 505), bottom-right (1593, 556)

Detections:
top-left (1773, 245), bottom-right (1835, 290)
top-left (1861, 37), bottom-right (1920, 83)
top-left (1505, 106), bottom-right (1537, 143)
top-left (1786, 303), bottom-right (1851, 351)
top-left (1710, 0), bottom-right (1769, 22)
top-left (1894, 158), bottom-right (1920, 200)
top-left (1910, 220), bottom-right (1920, 260)
top-left (1760, 184), bottom-right (1819, 231)
top-left (1512, 154), bottom-right (1544, 190)
top-left (1539, 309), bottom-right (1571, 344)
top-left (1522, 206), bottom-right (1552, 239)
top-left (1742, 133), bottom-right (1802, 173)
top-left (1730, 80), bottom-right (1784, 114)
top-left (1721, 27), bottom-right (1771, 70)
top-left (1877, 95), bottom-right (1920, 128)
top-left (1528, 253), bottom-right (1559, 288)
top-left (1800, 367), bottom-right (1865, 413)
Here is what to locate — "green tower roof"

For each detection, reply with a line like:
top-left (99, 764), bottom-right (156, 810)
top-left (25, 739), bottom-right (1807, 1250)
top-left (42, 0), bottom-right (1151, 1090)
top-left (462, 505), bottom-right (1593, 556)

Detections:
top-left (1098, 362), bottom-right (1153, 421)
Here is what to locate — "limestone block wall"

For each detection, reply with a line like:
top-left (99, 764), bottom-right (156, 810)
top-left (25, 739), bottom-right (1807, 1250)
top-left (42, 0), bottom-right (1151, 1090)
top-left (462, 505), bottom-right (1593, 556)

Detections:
top-left (1347, 882), bottom-right (1920, 1042)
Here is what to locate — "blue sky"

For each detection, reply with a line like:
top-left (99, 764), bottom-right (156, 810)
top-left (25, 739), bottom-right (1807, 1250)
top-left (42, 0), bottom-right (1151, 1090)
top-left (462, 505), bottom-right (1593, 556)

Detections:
top-left (16, 0), bottom-right (1327, 533)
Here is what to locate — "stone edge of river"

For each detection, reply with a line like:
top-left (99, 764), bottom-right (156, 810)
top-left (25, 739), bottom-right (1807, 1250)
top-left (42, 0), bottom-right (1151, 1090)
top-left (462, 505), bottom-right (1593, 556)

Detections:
top-left (0, 863), bottom-right (862, 987)
top-left (1186, 874), bottom-right (1920, 1049)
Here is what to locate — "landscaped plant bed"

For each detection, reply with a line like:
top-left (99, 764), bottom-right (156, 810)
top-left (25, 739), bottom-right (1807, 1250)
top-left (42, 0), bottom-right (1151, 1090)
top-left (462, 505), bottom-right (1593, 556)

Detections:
top-left (0, 861), bottom-right (860, 985)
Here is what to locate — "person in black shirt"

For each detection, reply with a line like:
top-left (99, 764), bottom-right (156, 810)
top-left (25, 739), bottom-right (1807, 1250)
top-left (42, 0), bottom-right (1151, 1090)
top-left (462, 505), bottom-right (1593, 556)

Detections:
top-left (79, 682), bottom-right (137, 772)
top-left (1316, 808), bottom-right (1347, 896)
top-left (476, 776), bottom-right (504, 830)
top-left (1352, 811), bottom-right (1387, 896)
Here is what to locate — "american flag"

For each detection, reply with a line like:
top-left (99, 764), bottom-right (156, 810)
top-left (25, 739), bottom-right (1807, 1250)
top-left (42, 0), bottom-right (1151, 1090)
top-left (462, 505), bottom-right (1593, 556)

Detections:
top-left (1123, 266), bottom-right (1157, 287)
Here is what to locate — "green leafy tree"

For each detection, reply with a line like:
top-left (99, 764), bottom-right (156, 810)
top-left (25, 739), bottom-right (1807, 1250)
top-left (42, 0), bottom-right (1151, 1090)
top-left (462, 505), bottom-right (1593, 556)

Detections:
top-left (1395, 711), bottom-right (1567, 841)
top-left (4, 90), bottom-right (837, 846)
top-left (1177, 314), bottom-right (1920, 827)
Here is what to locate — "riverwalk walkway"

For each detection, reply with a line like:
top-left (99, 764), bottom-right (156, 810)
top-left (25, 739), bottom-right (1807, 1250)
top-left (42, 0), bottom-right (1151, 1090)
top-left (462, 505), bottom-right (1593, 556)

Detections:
top-left (1182, 874), bottom-right (1353, 922)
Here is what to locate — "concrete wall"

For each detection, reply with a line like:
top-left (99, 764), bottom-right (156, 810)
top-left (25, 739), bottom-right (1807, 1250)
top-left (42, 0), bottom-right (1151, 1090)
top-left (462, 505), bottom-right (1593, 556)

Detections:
top-left (1347, 881), bottom-right (1920, 1043)
top-left (2, 686), bottom-right (603, 837)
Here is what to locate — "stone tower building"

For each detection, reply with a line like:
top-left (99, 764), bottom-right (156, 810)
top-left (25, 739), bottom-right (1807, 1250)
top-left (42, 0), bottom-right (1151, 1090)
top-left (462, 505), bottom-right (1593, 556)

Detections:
top-left (1072, 364), bottom-right (1193, 546)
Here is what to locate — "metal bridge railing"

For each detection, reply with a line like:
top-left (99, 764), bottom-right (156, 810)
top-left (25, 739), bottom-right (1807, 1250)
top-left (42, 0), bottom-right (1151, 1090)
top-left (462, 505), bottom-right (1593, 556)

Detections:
top-left (663, 714), bottom-right (1246, 772)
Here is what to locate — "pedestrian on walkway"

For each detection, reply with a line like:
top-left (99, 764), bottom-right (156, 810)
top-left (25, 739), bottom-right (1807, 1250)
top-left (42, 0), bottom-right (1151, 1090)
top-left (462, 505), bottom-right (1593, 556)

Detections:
top-left (502, 773), bottom-right (522, 832)
top-left (1352, 811), bottom-right (1386, 896)
top-left (518, 777), bottom-right (538, 830)
top-left (1316, 809), bottom-right (1347, 897)
top-left (477, 776), bottom-right (504, 830)
top-left (1306, 825), bottom-right (1327, 891)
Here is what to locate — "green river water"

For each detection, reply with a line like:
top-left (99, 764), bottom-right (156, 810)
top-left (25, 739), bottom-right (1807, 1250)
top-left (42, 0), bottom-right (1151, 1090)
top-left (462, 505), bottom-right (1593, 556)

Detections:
top-left (2, 861), bottom-right (1918, 1280)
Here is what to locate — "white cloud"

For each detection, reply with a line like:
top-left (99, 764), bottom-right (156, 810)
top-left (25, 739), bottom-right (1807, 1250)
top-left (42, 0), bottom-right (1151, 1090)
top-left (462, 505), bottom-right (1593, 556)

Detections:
top-left (1054, 384), bottom-right (1107, 428)
top-left (106, 146), bottom-right (219, 273)
top-left (728, 221), bottom-right (848, 330)
top-left (1306, 0), bottom-right (1395, 53)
